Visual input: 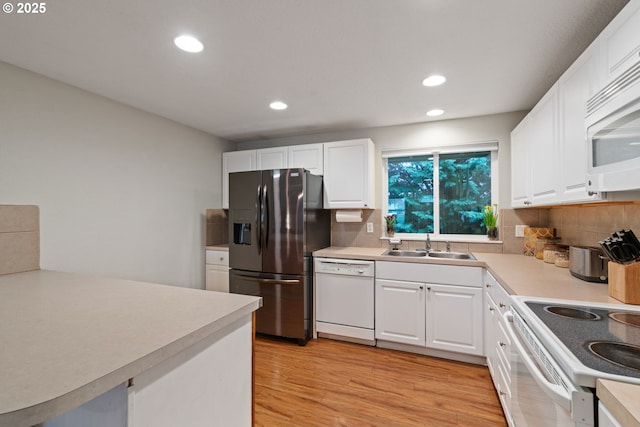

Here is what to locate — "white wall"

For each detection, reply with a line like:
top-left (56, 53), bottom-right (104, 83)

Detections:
top-left (0, 61), bottom-right (231, 288)
top-left (237, 111), bottom-right (527, 207)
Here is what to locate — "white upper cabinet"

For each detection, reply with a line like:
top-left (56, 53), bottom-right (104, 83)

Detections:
top-left (529, 85), bottom-right (559, 206)
top-left (509, 2), bottom-right (640, 208)
top-left (256, 147), bottom-right (288, 170)
top-left (510, 85), bottom-right (559, 207)
top-left (222, 144), bottom-right (325, 209)
top-left (558, 46), bottom-right (605, 203)
top-left (323, 138), bottom-right (376, 209)
top-left (288, 143), bottom-right (324, 175)
top-left (222, 151), bottom-right (256, 209)
top-left (597, 0), bottom-right (640, 84)
top-left (510, 119), bottom-right (531, 208)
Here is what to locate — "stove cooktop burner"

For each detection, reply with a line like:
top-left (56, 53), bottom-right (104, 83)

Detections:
top-left (544, 305), bottom-right (601, 320)
top-left (525, 301), bottom-right (640, 378)
top-left (587, 341), bottom-right (640, 372)
top-left (609, 312), bottom-right (640, 328)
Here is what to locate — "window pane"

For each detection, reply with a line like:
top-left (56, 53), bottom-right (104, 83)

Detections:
top-left (438, 151), bottom-right (491, 235)
top-left (387, 155), bottom-right (434, 233)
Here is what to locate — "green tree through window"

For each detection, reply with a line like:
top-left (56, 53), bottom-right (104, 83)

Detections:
top-left (387, 151), bottom-right (492, 235)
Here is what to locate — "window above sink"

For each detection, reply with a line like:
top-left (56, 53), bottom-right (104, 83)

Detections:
top-left (382, 142), bottom-right (498, 242)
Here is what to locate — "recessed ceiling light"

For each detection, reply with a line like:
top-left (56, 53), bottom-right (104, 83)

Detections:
top-left (269, 101), bottom-right (288, 110)
top-left (174, 35), bottom-right (203, 53)
top-left (422, 75), bottom-right (446, 87)
top-left (426, 109), bottom-right (444, 117)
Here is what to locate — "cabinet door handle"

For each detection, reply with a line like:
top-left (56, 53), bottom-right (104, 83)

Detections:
top-left (499, 303), bottom-right (506, 308)
top-left (486, 283), bottom-right (492, 288)
top-left (419, 285), bottom-right (424, 290)
top-left (499, 341), bottom-right (506, 347)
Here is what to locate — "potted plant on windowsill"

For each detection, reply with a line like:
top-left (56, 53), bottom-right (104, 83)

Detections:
top-left (385, 214), bottom-right (397, 237)
top-left (483, 204), bottom-right (499, 240)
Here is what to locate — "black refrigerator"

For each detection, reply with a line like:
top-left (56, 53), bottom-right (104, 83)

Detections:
top-left (228, 168), bottom-right (330, 345)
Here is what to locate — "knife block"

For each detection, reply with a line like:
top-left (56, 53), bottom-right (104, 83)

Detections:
top-left (608, 261), bottom-right (640, 304)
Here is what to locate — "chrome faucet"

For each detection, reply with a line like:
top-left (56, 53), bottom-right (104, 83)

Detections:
top-left (425, 234), bottom-right (431, 251)
top-left (446, 241), bottom-right (451, 252)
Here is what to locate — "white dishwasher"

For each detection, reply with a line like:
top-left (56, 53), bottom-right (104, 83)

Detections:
top-left (314, 257), bottom-right (375, 345)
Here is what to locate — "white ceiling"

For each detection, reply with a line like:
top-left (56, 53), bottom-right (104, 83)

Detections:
top-left (0, 0), bottom-right (628, 142)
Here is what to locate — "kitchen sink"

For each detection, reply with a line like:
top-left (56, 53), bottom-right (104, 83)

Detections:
top-left (427, 251), bottom-right (476, 260)
top-left (383, 249), bottom-right (428, 257)
top-left (382, 249), bottom-right (476, 260)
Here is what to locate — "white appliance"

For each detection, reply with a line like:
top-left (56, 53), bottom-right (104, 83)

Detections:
top-left (506, 296), bottom-right (640, 427)
top-left (314, 258), bottom-right (375, 345)
top-left (585, 61), bottom-right (640, 192)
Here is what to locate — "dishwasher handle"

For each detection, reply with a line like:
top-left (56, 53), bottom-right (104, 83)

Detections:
top-left (503, 311), bottom-right (572, 412)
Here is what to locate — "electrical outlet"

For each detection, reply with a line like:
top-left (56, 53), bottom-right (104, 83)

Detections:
top-left (515, 224), bottom-right (528, 237)
top-left (366, 222), bottom-right (374, 233)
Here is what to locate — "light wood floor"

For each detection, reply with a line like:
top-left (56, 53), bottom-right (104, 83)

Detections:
top-left (254, 336), bottom-right (507, 427)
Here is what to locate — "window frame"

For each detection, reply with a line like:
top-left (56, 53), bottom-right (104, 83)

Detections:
top-left (382, 142), bottom-right (499, 242)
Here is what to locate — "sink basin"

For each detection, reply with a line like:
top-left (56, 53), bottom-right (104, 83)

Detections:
top-left (383, 249), bottom-right (428, 257)
top-left (427, 251), bottom-right (476, 260)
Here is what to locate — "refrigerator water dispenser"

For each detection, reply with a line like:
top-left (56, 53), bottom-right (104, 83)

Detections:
top-left (233, 223), bottom-right (251, 245)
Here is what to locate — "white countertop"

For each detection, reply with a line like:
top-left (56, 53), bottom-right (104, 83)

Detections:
top-left (0, 270), bottom-right (261, 427)
top-left (205, 244), bottom-right (229, 251)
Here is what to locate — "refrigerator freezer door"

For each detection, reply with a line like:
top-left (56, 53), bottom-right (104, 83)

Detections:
top-left (229, 171), bottom-right (262, 273)
top-left (230, 269), bottom-right (310, 343)
top-left (262, 169), bottom-right (305, 275)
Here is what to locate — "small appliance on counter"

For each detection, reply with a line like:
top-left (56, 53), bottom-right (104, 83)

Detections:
top-left (569, 246), bottom-right (608, 283)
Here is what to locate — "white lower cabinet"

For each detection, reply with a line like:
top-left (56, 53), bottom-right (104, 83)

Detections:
top-left (129, 316), bottom-right (253, 427)
top-left (205, 249), bottom-right (229, 292)
top-left (375, 279), bottom-right (426, 346)
top-left (598, 401), bottom-right (623, 427)
top-left (43, 315), bottom-right (253, 427)
top-left (426, 284), bottom-right (483, 355)
top-left (375, 261), bottom-right (483, 358)
top-left (484, 270), bottom-right (513, 426)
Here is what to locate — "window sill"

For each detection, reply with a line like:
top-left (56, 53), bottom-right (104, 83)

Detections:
top-left (381, 234), bottom-right (503, 244)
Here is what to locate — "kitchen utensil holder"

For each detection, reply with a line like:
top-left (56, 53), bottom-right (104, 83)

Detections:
top-left (608, 261), bottom-right (640, 304)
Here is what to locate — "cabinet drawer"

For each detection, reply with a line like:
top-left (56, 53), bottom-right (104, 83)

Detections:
top-left (205, 250), bottom-right (229, 266)
top-left (485, 270), bottom-right (511, 313)
top-left (376, 261), bottom-right (482, 287)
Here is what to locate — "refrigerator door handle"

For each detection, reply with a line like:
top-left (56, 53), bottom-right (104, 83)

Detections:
top-left (263, 183), bottom-right (269, 250)
top-left (256, 183), bottom-right (262, 256)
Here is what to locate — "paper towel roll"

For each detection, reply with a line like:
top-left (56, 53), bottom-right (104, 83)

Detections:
top-left (335, 210), bottom-right (363, 223)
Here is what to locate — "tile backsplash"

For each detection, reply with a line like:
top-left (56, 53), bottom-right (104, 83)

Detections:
top-left (547, 203), bottom-right (640, 247)
top-left (330, 202), bottom-right (640, 254)
top-left (205, 209), bottom-right (228, 246)
top-left (207, 202), bottom-right (640, 253)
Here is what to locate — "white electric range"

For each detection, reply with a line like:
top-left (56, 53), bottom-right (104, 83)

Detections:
top-left (507, 296), bottom-right (640, 426)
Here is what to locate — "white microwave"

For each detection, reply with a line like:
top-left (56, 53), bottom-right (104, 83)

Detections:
top-left (586, 61), bottom-right (640, 192)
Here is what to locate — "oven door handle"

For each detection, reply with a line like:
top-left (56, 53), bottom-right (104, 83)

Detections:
top-left (503, 311), bottom-right (572, 412)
